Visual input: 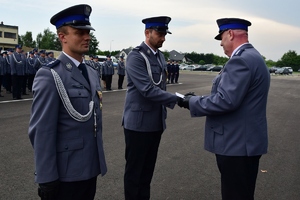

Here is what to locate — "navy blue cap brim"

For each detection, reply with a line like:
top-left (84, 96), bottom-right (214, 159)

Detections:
top-left (69, 24), bottom-right (95, 31)
top-left (214, 30), bottom-right (227, 40)
top-left (152, 27), bottom-right (172, 34)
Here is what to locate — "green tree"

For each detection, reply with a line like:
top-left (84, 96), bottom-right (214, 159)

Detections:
top-left (212, 55), bottom-right (228, 65)
top-left (162, 50), bottom-right (170, 61)
top-left (88, 32), bottom-right (99, 55)
top-left (36, 28), bottom-right (59, 50)
top-left (205, 53), bottom-right (214, 64)
top-left (18, 35), bottom-right (23, 46)
top-left (199, 60), bottom-right (205, 65)
top-left (185, 51), bottom-right (200, 63)
top-left (265, 59), bottom-right (276, 68)
top-left (20, 31), bottom-right (36, 48)
top-left (110, 50), bottom-right (120, 56)
top-left (277, 50), bottom-right (300, 71)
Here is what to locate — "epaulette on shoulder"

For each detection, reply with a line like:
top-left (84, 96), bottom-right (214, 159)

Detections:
top-left (234, 48), bottom-right (245, 56)
top-left (86, 62), bottom-right (98, 70)
top-left (132, 46), bottom-right (141, 52)
top-left (46, 59), bottom-right (60, 68)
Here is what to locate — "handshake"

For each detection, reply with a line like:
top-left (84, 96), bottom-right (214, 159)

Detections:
top-left (176, 92), bottom-right (196, 109)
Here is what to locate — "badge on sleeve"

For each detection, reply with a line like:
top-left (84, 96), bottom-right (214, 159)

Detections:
top-left (97, 91), bottom-right (102, 110)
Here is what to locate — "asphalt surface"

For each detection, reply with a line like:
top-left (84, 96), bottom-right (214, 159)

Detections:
top-left (0, 71), bottom-right (300, 200)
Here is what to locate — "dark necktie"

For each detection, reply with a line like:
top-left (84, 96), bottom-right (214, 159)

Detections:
top-left (156, 53), bottom-right (162, 67)
top-left (78, 63), bottom-right (90, 84)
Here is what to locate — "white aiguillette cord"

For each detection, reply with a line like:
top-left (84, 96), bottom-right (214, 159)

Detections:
top-left (50, 68), bottom-right (94, 122)
top-left (139, 51), bottom-right (162, 86)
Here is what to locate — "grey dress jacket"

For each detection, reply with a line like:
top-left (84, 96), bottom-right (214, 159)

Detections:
top-left (122, 42), bottom-right (178, 132)
top-left (189, 44), bottom-right (270, 156)
top-left (28, 53), bottom-right (107, 183)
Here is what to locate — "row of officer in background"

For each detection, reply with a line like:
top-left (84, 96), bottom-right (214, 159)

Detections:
top-left (167, 60), bottom-right (180, 84)
top-left (85, 54), bottom-right (126, 91)
top-left (0, 46), bottom-right (56, 99)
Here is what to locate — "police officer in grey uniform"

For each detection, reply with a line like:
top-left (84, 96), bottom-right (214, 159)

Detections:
top-left (0, 48), bottom-right (5, 97)
top-left (10, 44), bottom-right (26, 99)
top-left (93, 55), bottom-right (102, 80)
top-left (102, 55), bottom-right (114, 91)
top-left (26, 51), bottom-right (36, 92)
top-left (116, 55), bottom-right (125, 89)
top-left (2, 51), bottom-right (12, 94)
top-left (33, 50), bottom-right (47, 71)
top-left (46, 51), bottom-right (56, 63)
top-left (122, 16), bottom-right (178, 200)
top-left (177, 18), bottom-right (270, 200)
top-left (28, 4), bottom-right (107, 200)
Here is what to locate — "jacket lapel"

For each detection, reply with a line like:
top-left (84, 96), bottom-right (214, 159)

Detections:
top-left (71, 66), bottom-right (91, 91)
top-left (57, 53), bottom-right (91, 91)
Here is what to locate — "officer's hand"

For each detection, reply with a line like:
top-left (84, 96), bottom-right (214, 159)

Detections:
top-left (177, 92), bottom-right (195, 110)
top-left (177, 97), bottom-right (184, 108)
top-left (184, 92), bottom-right (195, 96)
top-left (38, 180), bottom-right (59, 200)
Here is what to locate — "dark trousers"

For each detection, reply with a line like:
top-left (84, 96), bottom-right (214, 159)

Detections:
top-left (4, 74), bottom-right (12, 92)
top-left (170, 73), bottom-right (175, 83)
top-left (124, 128), bottom-right (163, 200)
top-left (57, 176), bottom-right (97, 200)
top-left (105, 75), bottom-right (113, 90)
top-left (118, 75), bottom-right (125, 89)
top-left (0, 75), bottom-right (3, 96)
top-left (27, 74), bottom-right (35, 91)
top-left (22, 75), bottom-right (28, 94)
top-left (167, 72), bottom-right (171, 83)
top-left (12, 75), bottom-right (23, 99)
top-left (215, 154), bottom-right (261, 200)
top-left (175, 72), bottom-right (179, 83)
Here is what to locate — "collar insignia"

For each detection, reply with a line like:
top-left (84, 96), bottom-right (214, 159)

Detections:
top-left (66, 63), bottom-right (72, 70)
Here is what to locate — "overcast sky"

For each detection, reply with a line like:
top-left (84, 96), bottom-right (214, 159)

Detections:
top-left (1, 0), bottom-right (300, 61)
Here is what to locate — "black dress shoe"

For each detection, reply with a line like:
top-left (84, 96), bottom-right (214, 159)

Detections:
top-left (0, 94), bottom-right (4, 97)
top-left (22, 93), bottom-right (29, 95)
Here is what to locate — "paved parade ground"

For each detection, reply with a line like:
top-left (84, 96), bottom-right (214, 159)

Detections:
top-left (1, 71), bottom-right (300, 200)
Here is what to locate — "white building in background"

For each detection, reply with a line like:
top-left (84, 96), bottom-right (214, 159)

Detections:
top-left (0, 21), bottom-right (18, 51)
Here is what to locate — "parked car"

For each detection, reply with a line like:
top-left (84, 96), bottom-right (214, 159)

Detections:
top-left (179, 63), bottom-right (188, 70)
top-left (269, 67), bottom-right (279, 73)
top-left (283, 67), bottom-right (293, 74)
top-left (181, 65), bottom-right (197, 71)
top-left (206, 65), bottom-right (223, 72)
top-left (193, 65), bottom-right (208, 71)
top-left (275, 68), bottom-right (290, 75)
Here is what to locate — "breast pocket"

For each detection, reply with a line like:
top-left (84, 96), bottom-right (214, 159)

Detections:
top-left (68, 87), bottom-right (90, 113)
top-left (151, 66), bottom-right (162, 83)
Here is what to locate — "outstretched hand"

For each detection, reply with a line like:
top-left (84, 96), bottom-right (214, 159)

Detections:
top-left (177, 92), bottom-right (196, 109)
